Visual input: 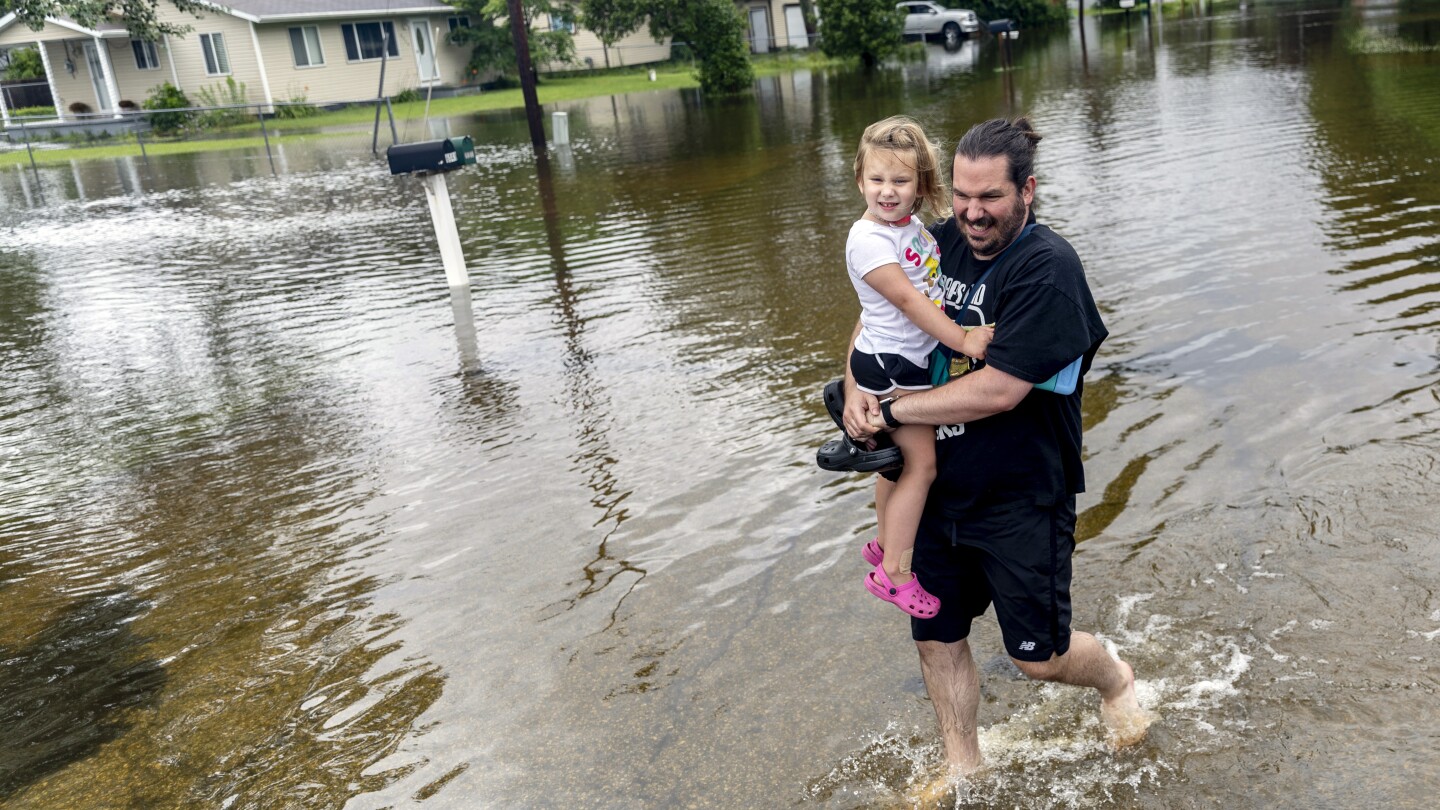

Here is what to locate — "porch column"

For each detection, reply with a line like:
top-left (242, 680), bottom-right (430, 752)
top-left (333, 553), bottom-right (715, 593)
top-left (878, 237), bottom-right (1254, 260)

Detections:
top-left (93, 35), bottom-right (121, 117)
top-left (35, 40), bottom-right (64, 121)
top-left (163, 34), bottom-right (181, 89)
top-left (248, 21), bottom-right (275, 112)
top-left (0, 80), bottom-right (9, 126)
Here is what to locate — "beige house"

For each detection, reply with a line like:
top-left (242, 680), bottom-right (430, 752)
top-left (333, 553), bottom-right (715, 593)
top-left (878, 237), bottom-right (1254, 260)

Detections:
top-left (0, 0), bottom-right (477, 124)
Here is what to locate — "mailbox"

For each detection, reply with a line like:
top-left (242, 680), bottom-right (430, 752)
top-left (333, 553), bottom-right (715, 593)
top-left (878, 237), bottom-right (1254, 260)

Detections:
top-left (387, 138), bottom-right (465, 175)
top-left (451, 135), bottom-right (478, 166)
top-left (987, 18), bottom-right (1017, 35)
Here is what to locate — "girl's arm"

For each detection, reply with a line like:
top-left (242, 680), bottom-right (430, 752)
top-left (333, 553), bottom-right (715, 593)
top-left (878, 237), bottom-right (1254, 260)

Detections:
top-left (861, 263), bottom-right (979, 355)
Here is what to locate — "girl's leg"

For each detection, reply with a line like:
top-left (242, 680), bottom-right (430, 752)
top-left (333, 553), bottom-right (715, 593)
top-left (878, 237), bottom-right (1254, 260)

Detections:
top-left (874, 475), bottom-right (895, 536)
top-left (878, 421), bottom-right (936, 586)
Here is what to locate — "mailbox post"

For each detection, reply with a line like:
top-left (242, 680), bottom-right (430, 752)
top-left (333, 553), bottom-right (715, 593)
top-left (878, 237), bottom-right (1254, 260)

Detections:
top-left (988, 19), bottom-right (1019, 68)
top-left (386, 137), bottom-right (478, 290)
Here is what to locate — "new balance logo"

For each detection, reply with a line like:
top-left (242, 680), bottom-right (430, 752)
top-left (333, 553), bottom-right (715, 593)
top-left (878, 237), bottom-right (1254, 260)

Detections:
top-left (1018, 641), bottom-right (1036, 651)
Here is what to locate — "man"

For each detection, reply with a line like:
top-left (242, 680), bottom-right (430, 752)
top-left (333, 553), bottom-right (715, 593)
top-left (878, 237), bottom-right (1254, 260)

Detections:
top-left (843, 117), bottom-right (1152, 773)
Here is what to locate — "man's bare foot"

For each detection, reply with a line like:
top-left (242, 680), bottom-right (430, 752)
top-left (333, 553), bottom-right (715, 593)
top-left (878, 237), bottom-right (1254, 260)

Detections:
top-left (1100, 658), bottom-right (1156, 748)
top-left (905, 760), bottom-right (985, 808)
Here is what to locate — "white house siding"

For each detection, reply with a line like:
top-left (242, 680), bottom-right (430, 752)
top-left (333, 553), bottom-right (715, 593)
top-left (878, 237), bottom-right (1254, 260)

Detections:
top-left (0, 20), bottom-right (86, 46)
top-left (159, 9), bottom-right (266, 102)
top-left (254, 16), bottom-right (464, 104)
top-left (105, 37), bottom-right (170, 105)
top-left (558, 26), bottom-right (671, 72)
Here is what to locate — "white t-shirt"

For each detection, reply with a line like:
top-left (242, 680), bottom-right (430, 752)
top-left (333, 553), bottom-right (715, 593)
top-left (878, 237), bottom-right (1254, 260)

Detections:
top-left (846, 217), bottom-right (943, 367)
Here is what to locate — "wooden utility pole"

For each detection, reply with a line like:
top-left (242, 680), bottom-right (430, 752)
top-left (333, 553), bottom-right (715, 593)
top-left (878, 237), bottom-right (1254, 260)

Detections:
top-left (507, 0), bottom-right (546, 154)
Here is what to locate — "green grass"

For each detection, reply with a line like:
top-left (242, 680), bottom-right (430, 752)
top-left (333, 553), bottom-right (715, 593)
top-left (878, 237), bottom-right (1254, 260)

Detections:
top-left (0, 131), bottom-right (360, 167)
top-left (259, 63), bottom-right (703, 132)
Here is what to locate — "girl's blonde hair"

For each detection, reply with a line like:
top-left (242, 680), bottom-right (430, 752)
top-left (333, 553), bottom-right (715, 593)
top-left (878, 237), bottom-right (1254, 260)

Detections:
top-left (853, 116), bottom-right (948, 220)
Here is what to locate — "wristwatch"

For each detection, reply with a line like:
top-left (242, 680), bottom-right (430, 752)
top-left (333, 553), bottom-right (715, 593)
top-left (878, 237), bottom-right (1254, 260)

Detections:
top-left (879, 398), bottom-right (901, 429)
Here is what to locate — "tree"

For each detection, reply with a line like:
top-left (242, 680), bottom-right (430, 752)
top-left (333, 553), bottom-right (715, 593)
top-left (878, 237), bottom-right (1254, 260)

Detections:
top-left (2, 46), bottom-right (44, 81)
top-left (816, 0), bottom-right (905, 69)
top-left (647, 0), bottom-right (754, 93)
top-left (0, 0), bottom-right (208, 40)
top-left (579, 0), bottom-right (648, 68)
top-left (444, 0), bottom-right (577, 82)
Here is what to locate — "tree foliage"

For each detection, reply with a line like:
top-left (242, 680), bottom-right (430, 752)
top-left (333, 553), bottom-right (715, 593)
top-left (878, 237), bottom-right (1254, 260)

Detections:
top-left (0, 0), bottom-right (209, 40)
top-left (816, 0), bottom-right (905, 69)
top-left (2, 45), bottom-right (44, 81)
top-left (579, 0), bottom-right (648, 51)
top-left (646, 0), bottom-right (754, 93)
top-left (448, 0), bottom-right (577, 81)
top-left (972, 0), bottom-right (1068, 28)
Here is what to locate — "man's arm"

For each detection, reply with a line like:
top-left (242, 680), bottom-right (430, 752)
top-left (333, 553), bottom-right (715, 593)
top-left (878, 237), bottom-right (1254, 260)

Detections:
top-left (864, 365), bottom-right (1031, 433)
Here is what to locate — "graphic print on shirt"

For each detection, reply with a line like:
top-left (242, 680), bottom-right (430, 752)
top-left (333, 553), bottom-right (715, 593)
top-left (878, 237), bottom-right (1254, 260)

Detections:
top-left (934, 265), bottom-right (991, 382)
top-left (905, 228), bottom-right (943, 305)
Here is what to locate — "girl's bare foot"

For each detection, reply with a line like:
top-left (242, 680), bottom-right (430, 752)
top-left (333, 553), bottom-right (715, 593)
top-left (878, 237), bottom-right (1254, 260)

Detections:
top-left (1100, 659), bottom-right (1156, 748)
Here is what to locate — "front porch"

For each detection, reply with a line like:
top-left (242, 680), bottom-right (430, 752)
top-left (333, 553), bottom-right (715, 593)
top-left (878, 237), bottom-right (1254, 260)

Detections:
top-left (0, 13), bottom-right (147, 126)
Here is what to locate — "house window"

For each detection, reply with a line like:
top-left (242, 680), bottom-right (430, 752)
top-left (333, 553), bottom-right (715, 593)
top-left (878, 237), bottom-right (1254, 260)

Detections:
top-left (446, 16), bottom-right (470, 32)
top-left (132, 39), bottom-right (160, 70)
top-left (549, 9), bottom-right (575, 33)
top-left (200, 32), bottom-right (230, 75)
top-left (341, 21), bottom-right (399, 61)
top-left (289, 25), bottom-right (325, 67)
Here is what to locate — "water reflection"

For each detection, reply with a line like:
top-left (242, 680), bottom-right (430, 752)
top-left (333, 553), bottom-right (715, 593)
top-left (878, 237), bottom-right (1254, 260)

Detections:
top-left (0, 592), bottom-right (166, 800)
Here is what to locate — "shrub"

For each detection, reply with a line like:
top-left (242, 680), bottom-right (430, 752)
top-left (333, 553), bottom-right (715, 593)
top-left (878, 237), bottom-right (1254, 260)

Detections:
top-left (142, 82), bottom-right (193, 135)
top-left (67, 101), bottom-right (93, 115)
top-left (972, 0), bottom-right (1067, 28)
top-left (194, 76), bottom-right (251, 128)
top-left (391, 88), bottom-right (423, 104)
top-left (10, 105), bottom-right (55, 118)
top-left (274, 95), bottom-right (320, 119)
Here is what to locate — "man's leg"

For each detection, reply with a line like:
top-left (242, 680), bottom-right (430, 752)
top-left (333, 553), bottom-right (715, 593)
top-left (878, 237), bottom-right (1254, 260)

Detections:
top-left (916, 639), bottom-right (983, 772)
top-left (1011, 631), bottom-right (1151, 746)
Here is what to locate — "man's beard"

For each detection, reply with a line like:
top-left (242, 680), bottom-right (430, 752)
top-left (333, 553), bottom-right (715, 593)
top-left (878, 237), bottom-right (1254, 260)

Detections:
top-left (963, 195), bottom-right (1028, 258)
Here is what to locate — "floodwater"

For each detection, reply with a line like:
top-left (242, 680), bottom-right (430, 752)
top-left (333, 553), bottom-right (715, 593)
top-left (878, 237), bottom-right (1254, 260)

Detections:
top-left (2, 2), bottom-right (1438, 807)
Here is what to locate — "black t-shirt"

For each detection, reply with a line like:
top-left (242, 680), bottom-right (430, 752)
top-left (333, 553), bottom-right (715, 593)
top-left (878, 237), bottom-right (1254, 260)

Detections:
top-left (926, 215), bottom-right (1108, 513)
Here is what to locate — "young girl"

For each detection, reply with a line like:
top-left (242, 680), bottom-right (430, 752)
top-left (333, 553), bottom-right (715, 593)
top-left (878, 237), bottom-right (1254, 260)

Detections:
top-left (845, 116), bottom-right (993, 618)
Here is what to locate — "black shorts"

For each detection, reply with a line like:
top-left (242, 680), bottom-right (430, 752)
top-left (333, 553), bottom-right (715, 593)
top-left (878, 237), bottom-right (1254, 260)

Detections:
top-left (849, 347), bottom-right (932, 396)
top-left (910, 496), bottom-right (1076, 662)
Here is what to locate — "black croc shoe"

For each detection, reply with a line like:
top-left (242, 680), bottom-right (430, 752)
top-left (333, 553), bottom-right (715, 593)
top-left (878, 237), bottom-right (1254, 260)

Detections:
top-left (816, 379), bottom-right (902, 473)
top-left (817, 434), bottom-right (902, 473)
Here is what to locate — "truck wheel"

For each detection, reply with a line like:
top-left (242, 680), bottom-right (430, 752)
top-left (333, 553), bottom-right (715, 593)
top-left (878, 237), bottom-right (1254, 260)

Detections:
top-left (943, 22), bottom-right (961, 46)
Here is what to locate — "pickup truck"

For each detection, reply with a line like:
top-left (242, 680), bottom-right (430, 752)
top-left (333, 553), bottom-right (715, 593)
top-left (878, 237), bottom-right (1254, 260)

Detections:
top-left (896, 2), bottom-right (982, 43)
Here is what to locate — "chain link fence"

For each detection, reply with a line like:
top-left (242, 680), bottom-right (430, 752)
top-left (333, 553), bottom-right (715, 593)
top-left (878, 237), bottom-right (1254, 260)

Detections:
top-left (0, 98), bottom-right (442, 183)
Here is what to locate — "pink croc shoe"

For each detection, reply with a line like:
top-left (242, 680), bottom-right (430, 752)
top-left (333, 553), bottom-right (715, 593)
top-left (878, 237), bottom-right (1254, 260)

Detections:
top-left (862, 539), bottom-right (883, 567)
top-left (865, 564), bottom-right (940, 618)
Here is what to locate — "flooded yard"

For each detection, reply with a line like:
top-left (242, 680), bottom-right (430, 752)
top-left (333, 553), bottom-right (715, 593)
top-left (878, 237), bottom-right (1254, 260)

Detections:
top-left (2, 2), bottom-right (1438, 807)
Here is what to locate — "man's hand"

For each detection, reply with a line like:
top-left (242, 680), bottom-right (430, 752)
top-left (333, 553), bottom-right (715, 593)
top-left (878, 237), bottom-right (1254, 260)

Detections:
top-left (843, 381), bottom-right (881, 441)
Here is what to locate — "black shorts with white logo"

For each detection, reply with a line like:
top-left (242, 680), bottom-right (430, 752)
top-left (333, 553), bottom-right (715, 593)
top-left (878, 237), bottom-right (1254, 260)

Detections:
top-left (910, 496), bottom-right (1076, 662)
top-left (849, 347), bottom-right (932, 396)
